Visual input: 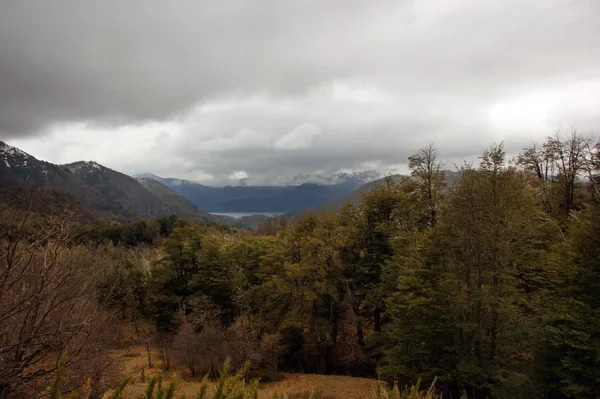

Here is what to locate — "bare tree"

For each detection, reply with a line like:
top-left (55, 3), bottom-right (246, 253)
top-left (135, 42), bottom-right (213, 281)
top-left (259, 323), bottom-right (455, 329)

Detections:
top-left (172, 298), bottom-right (224, 378)
top-left (172, 321), bottom-right (202, 377)
top-left (583, 138), bottom-right (600, 198)
top-left (519, 130), bottom-right (597, 214)
top-left (517, 142), bottom-right (553, 181)
top-left (155, 333), bottom-right (173, 371)
top-left (133, 321), bottom-right (155, 369)
top-left (408, 143), bottom-right (446, 226)
top-left (545, 131), bottom-right (590, 213)
top-left (517, 142), bottom-right (554, 211)
top-left (0, 188), bottom-right (116, 398)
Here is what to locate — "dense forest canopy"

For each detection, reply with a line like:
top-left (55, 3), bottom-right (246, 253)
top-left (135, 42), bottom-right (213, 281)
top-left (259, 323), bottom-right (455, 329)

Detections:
top-left (1, 132), bottom-right (600, 398)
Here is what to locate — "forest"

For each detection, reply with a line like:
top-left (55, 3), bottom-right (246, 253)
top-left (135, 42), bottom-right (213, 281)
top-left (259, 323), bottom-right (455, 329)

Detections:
top-left (1, 132), bottom-right (599, 399)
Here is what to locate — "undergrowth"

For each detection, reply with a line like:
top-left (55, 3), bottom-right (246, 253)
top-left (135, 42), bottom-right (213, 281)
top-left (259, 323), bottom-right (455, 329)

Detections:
top-left (51, 357), bottom-right (438, 399)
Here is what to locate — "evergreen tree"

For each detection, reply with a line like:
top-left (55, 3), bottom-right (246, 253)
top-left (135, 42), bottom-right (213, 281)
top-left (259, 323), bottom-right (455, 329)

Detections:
top-left (539, 204), bottom-right (600, 398)
top-left (384, 145), bottom-right (554, 398)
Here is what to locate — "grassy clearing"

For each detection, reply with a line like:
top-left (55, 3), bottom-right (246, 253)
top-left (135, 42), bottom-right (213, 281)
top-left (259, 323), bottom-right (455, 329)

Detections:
top-left (112, 347), bottom-right (382, 399)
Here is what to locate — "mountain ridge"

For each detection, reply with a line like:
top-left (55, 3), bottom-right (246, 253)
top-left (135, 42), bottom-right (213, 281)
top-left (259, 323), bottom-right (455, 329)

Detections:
top-left (0, 141), bottom-right (246, 226)
top-left (136, 172), bottom-right (378, 212)
top-left (295, 170), bottom-right (463, 216)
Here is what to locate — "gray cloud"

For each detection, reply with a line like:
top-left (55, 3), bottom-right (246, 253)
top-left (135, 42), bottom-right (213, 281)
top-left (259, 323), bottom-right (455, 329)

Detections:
top-left (2, 0), bottom-right (600, 185)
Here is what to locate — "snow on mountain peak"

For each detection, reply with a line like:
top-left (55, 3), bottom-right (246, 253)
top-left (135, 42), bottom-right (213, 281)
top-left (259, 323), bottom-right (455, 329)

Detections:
top-left (289, 170), bottom-right (381, 186)
top-left (170, 179), bottom-right (187, 186)
top-left (64, 161), bottom-right (105, 175)
top-left (0, 141), bottom-right (33, 168)
top-left (137, 177), bottom-right (154, 190)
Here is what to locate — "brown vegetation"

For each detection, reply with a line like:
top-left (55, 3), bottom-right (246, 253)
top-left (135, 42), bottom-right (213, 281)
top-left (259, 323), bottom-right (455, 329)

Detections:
top-left (0, 189), bottom-right (121, 397)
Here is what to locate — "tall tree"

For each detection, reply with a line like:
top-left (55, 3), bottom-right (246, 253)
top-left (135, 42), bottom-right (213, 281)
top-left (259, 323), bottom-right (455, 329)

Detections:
top-left (241, 214), bottom-right (350, 374)
top-left (517, 142), bottom-right (554, 212)
top-left (539, 203), bottom-right (600, 398)
top-left (519, 131), bottom-right (596, 215)
top-left (583, 138), bottom-right (600, 200)
top-left (546, 132), bottom-right (588, 214)
top-left (384, 144), bottom-right (553, 398)
top-left (352, 180), bottom-right (405, 334)
top-left (408, 143), bottom-right (447, 226)
top-left (445, 145), bottom-right (543, 398)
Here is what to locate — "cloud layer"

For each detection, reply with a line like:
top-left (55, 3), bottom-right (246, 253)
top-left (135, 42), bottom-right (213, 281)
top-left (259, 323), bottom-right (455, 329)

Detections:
top-left (2, 0), bottom-right (599, 185)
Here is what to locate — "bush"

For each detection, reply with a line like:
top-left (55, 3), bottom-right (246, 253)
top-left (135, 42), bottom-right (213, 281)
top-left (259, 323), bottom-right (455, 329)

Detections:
top-left (245, 369), bottom-right (285, 383)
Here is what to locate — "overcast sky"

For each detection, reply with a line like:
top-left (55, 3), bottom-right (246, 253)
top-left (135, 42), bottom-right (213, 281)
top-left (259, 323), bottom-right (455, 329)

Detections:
top-left (1, 0), bottom-right (599, 185)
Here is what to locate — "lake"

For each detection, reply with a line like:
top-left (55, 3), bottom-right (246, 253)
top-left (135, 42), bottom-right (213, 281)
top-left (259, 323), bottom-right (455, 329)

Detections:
top-left (210, 212), bottom-right (284, 219)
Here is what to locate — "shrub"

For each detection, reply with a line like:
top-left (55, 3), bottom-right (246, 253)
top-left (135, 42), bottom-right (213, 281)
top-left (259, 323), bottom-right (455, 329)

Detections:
top-left (245, 369), bottom-right (285, 383)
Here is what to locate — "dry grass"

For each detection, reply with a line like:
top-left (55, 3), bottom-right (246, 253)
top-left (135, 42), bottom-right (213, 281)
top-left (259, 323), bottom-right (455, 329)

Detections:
top-left (113, 346), bottom-right (382, 399)
top-left (260, 373), bottom-right (382, 399)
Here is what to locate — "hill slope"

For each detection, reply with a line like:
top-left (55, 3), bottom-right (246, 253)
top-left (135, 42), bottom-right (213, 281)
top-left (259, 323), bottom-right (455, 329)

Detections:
top-left (298, 170), bottom-right (462, 215)
top-left (0, 141), bottom-right (108, 212)
top-left (63, 161), bottom-right (178, 219)
top-left (136, 177), bottom-right (209, 219)
top-left (137, 177), bottom-right (247, 227)
top-left (295, 175), bottom-right (404, 215)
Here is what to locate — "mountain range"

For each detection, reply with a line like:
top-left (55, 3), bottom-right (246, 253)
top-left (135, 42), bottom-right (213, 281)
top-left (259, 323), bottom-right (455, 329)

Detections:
top-left (0, 141), bottom-right (386, 229)
top-left (0, 141), bottom-right (234, 224)
top-left (1, 141), bottom-right (467, 229)
top-left (135, 172), bottom-right (377, 213)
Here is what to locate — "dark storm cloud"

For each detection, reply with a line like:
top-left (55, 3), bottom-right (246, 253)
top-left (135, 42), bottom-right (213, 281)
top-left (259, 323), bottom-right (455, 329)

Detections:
top-left (0, 0), bottom-right (373, 136)
top-left (2, 0), bottom-right (600, 185)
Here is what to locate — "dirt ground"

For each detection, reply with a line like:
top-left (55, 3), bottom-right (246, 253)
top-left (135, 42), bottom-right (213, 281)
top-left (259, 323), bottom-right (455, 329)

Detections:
top-left (114, 346), bottom-right (382, 399)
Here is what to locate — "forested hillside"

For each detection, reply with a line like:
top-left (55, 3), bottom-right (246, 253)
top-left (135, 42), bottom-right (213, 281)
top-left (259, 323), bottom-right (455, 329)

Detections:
top-left (1, 134), bottom-right (599, 398)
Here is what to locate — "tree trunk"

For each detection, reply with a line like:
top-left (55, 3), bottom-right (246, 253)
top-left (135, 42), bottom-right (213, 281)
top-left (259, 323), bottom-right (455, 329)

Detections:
top-left (374, 308), bottom-right (382, 332)
top-left (357, 322), bottom-right (365, 346)
top-left (465, 384), bottom-right (474, 399)
top-left (146, 337), bottom-right (153, 368)
top-left (450, 380), bottom-right (461, 399)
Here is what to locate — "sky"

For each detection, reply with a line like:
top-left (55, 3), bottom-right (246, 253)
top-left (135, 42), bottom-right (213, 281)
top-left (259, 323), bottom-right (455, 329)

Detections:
top-left (1, 0), bottom-right (599, 186)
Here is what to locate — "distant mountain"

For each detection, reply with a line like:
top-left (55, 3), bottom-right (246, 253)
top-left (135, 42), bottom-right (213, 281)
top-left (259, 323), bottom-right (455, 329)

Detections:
top-left (288, 170), bottom-right (381, 186)
top-left (297, 170), bottom-right (462, 215)
top-left (136, 173), bottom-right (377, 213)
top-left (296, 175), bottom-right (403, 216)
top-left (137, 177), bottom-right (246, 227)
top-left (137, 177), bottom-right (205, 217)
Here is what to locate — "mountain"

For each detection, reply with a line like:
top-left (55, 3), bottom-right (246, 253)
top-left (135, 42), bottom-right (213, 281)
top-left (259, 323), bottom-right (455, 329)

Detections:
top-left (61, 161), bottom-right (214, 220)
top-left (136, 177), bottom-right (206, 218)
top-left (289, 170), bottom-right (381, 186)
top-left (0, 141), bottom-right (110, 212)
top-left (296, 175), bottom-right (403, 215)
top-left (136, 174), bottom-right (377, 213)
top-left (136, 177), bottom-right (247, 227)
top-left (298, 170), bottom-right (462, 215)
top-left (0, 141), bottom-right (251, 226)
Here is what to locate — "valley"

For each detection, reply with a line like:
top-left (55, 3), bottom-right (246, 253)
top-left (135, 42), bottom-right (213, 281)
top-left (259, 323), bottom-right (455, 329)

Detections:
top-left (1, 2), bottom-right (598, 396)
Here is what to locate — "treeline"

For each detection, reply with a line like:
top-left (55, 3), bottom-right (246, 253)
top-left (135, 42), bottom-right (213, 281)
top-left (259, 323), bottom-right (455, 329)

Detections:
top-left (1, 132), bottom-right (599, 398)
